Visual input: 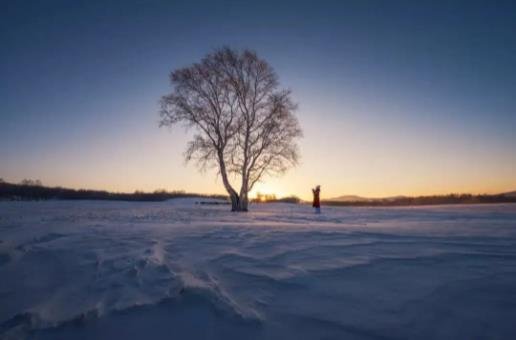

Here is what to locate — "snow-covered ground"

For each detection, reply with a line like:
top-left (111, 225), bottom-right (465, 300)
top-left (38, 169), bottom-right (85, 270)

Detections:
top-left (1, 200), bottom-right (516, 339)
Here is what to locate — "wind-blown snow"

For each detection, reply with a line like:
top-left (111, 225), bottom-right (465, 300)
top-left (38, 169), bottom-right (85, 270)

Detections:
top-left (1, 200), bottom-right (516, 339)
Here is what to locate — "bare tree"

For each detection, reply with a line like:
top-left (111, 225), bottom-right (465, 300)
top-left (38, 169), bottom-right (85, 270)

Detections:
top-left (160, 47), bottom-right (302, 211)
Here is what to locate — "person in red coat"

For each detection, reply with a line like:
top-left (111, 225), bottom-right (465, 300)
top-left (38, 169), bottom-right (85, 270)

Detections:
top-left (312, 185), bottom-right (321, 213)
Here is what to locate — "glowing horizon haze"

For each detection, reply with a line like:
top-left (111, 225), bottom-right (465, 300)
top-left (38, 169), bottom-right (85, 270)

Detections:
top-left (1, 1), bottom-right (515, 200)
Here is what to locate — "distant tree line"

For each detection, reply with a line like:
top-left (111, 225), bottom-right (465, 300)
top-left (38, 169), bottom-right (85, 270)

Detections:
top-left (0, 180), bottom-right (227, 202)
top-left (1, 179), bottom-right (514, 206)
top-left (251, 193), bottom-right (301, 204)
top-left (19, 179), bottom-right (42, 186)
top-left (322, 194), bottom-right (516, 206)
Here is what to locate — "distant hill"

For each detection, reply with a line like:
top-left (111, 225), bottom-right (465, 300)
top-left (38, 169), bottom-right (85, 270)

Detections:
top-left (328, 195), bottom-right (407, 202)
top-left (324, 193), bottom-right (516, 206)
top-left (328, 195), bottom-right (371, 202)
top-left (502, 191), bottom-right (516, 197)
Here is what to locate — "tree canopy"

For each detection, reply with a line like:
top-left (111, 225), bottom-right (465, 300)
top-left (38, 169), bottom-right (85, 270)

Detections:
top-left (160, 47), bottom-right (302, 211)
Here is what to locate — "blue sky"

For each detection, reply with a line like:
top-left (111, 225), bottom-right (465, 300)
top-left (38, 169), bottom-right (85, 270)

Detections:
top-left (1, 0), bottom-right (515, 198)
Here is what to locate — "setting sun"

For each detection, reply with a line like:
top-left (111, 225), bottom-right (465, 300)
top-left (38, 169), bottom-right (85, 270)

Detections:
top-left (250, 183), bottom-right (287, 200)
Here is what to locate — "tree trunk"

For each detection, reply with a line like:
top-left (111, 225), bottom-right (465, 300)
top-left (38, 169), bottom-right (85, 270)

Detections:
top-left (238, 194), bottom-right (248, 211)
top-left (229, 193), bottom-right (248, 212)
top-left (230, 192), bottom-right (239, 212)
top-left (236, 179), bottom-right (249, 212)
top-left (217, 152), bottom-right (248, 212)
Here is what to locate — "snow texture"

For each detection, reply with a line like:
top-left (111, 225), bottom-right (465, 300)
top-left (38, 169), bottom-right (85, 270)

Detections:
top-left (1, 200), bottom-right (516, 339)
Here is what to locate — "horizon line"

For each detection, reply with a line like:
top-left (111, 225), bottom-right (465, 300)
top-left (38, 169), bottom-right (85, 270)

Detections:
top-left (1, 179), bottom-right (514, 199)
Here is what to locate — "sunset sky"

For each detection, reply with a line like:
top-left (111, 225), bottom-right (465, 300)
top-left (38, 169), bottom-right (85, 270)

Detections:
top-left (1, 0), bottom-right (516, 200)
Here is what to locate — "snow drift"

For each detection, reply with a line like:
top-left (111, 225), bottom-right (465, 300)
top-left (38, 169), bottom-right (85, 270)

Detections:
top-left (1, 200), bottom-right (516, 339)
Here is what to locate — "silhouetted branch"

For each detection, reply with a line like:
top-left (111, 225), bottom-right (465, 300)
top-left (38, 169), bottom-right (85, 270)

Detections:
top-left (160, 47), bottom-right (302, 211)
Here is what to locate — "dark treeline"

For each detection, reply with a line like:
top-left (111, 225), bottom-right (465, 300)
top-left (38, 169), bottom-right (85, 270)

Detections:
top-left (251, 194), bottom-right (301, 204)
top-left (322, 194), bottom-right (516, 207)
top-left (0, 181), bottom-right (227, 202)
top-left (2, 179), bottom-right (515, 206)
